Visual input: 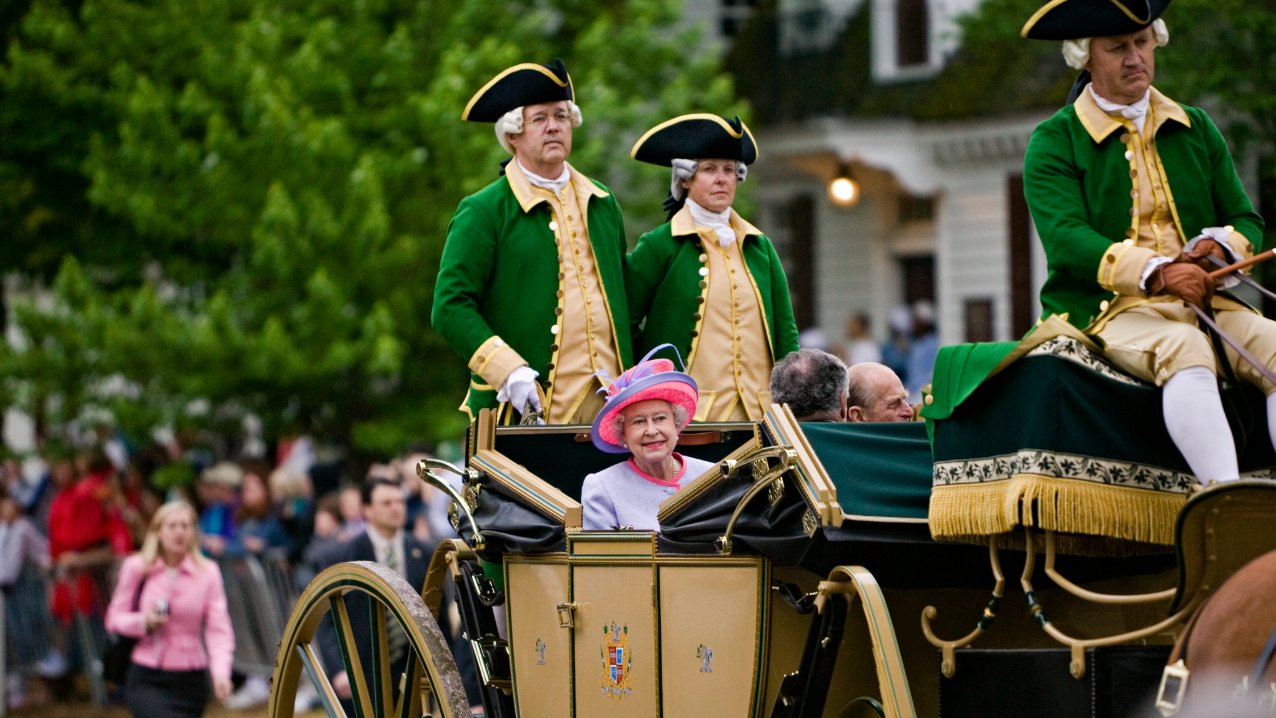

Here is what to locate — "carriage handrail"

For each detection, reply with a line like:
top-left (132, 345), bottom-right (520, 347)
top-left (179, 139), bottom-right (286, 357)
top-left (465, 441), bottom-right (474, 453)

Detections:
top-left (713, 446), bottom-right (798, 555)
top-left (417, 458), bottom-right (485, 552)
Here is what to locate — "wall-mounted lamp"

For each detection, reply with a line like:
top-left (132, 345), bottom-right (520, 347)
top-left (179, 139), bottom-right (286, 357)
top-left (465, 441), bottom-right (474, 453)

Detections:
top-left (828, 162), bottom-right (860, 207)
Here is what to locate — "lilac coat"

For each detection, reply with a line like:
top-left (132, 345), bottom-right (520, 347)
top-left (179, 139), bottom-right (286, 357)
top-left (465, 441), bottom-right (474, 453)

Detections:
top-left (581, 453), bottom-right (715, 531)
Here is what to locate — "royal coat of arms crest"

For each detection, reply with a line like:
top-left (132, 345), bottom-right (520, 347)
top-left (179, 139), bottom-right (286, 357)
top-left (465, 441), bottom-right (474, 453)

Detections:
top-left (599, 621), bottom-right (633, 698)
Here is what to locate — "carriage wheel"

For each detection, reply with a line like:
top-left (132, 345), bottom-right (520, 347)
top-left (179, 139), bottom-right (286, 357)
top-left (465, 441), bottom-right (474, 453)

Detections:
top-left (268, 561), bottom-right (471, 718)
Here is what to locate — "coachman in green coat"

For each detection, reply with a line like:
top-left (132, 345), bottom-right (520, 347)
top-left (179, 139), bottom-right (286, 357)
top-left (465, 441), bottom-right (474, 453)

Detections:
top-left (1021, 0), bottom-right (1275, 483)
top-left (432, 59), bottom-right (631, 424)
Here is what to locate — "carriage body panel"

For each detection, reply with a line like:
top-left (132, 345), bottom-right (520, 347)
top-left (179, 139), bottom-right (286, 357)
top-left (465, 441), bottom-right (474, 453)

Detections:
top-left (270, 346), bottom-right (1276, 717)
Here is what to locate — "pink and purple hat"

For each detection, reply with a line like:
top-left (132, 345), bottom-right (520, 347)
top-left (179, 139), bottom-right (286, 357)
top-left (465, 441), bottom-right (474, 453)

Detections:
top-left (591, 346), bottom-right (699, 454)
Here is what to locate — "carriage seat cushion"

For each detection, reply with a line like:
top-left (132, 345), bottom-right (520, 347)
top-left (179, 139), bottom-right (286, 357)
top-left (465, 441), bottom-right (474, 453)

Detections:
top-left (925, 320), bottom-right (1275, 550)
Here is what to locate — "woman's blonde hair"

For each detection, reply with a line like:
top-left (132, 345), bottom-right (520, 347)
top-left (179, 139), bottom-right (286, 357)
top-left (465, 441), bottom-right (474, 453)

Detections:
top-left (140, 500), bottom-right (207, 568)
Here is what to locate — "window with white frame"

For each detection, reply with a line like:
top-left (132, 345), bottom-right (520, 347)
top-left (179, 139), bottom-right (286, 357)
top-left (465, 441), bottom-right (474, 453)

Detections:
top-left (872, 0), bottom-right (976, 82)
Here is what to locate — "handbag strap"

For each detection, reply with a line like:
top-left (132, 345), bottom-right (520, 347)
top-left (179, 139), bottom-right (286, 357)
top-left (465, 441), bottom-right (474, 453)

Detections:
top-left (130, 568), bottom-right (149, 611)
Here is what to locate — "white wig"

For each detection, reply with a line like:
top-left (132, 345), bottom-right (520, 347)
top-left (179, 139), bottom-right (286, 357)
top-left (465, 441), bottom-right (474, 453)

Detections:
top-left (1062, 18), bottom-right (1169, 70)
top-left (668, 158), bottom-right (749, 203)
top-left (495, 100), bottom-right (583, 154)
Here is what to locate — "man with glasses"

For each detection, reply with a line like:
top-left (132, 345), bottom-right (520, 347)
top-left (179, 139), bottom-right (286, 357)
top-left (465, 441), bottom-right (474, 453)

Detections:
top-left (433, 59), bottom-right (631, 425)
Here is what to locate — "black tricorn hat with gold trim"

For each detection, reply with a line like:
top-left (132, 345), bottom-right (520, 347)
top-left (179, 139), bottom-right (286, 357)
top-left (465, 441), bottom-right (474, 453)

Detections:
top-left (462, 59), bottom-right (574, 122)
top-left (631, 114), bottom-right (758, 167)
top-left (1021, 0), bottom-right (1170, 40)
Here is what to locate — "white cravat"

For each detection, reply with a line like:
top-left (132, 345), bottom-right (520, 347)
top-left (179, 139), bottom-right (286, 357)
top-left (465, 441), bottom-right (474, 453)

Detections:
top-left (518, 159), bottom-right (571, 194)
top-left (686, 198), bottom-right (736, 248)
top-left (1089, 85), bottom-right (1151, 134)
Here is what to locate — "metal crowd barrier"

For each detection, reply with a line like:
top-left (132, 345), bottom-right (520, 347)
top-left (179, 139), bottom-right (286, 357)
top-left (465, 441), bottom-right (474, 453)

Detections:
top-left (217, 551), bottom-right (297, 677)
top-left (0, 552), bottom-right (299, 713)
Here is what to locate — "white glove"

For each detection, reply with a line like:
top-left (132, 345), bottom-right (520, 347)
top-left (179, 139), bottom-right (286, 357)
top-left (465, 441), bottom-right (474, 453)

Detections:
top-left (497, 366), bottom-right (543, 418)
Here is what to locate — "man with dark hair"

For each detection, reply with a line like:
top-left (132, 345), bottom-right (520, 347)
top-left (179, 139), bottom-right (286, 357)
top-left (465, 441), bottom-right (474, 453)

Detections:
top-left (319, 476), bottom-right (439, 712)
top-left (847, 362), bottom-right (915, 423)
top-left (769, 348), bottom-right (848, 422)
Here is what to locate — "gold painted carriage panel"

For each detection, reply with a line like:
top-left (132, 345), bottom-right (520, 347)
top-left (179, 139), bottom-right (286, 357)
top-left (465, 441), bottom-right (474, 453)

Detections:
top-left (505, 558), bottom-right (572, 718)
top-left (571, 562), bottom-right (659, 717)
top-left (657, 560), bottom-right (768, 718)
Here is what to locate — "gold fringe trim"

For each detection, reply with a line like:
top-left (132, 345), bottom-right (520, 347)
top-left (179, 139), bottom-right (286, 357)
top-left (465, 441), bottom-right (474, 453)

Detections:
top-left (929, 474), bottom-right (1187, 550)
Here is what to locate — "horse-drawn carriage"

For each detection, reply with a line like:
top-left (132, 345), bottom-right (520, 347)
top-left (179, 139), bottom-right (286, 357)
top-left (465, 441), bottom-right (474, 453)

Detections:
top-left (266, 334), bottom-right (1276, 717)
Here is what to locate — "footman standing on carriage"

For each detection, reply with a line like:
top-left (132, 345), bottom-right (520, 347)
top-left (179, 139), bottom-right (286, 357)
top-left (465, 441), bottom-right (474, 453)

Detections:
top-left (1021, 0), bottom-right (1276, 484)
top-left (626, 114), bottom-right (799, 421)
top-left (432, 59), bottom-right (631, 425)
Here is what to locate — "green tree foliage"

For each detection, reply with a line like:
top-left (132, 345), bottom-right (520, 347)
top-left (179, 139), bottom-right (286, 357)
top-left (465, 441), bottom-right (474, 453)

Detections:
top-left (1154, 0), bottom-right (1276, 162)
top-left (0, 0), bottom-right (739, 458)
top-left (1155, 0), bottom-right (1276, 290)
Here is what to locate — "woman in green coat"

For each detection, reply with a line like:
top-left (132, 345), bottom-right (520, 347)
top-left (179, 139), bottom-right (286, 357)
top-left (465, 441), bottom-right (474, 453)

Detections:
top-left (627, 114), bottom-right (799, 422)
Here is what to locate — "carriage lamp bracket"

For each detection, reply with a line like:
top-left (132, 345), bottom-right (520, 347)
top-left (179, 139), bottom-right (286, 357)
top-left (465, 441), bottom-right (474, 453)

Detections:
top-left (418, 458), bottom-right (486, 552)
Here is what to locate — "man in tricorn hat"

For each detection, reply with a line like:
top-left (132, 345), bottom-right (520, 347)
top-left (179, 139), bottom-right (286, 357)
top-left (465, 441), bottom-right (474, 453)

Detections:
top-left (1021, 0), bottom-right (1275, 483)
top-left (432, 59), bottom-right (631, 424)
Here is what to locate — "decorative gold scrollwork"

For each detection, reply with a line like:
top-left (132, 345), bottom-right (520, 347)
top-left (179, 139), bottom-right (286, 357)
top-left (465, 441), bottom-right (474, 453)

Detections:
top-left (801, 509), bottom-right (819, 537)
top-left (767, 478), bottom-right (785, 507)
top-left (462, 481), bottom-right (481, 511)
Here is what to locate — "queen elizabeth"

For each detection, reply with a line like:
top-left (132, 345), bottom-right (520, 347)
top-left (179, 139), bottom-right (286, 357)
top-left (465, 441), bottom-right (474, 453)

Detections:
top-left (582, 348), bottom-right (716, 531)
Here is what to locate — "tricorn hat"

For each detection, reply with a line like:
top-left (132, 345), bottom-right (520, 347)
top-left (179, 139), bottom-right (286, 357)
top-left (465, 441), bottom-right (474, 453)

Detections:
top-left (631, 113), bottom-right (758, 167)
top-left (590, 346), bottom-right (699, 455)
top-left (462, 58), bottom-right (574, 122)
top-left (1021, 0), bottom-right (1171, 40)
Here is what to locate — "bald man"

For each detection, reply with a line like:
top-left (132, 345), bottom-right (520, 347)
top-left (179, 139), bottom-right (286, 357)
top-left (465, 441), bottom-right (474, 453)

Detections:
top-left (847, 363), bottom-right (914, 423)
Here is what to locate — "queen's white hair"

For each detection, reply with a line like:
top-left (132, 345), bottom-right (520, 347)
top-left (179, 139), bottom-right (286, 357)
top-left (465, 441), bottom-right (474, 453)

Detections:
top-left (669, 158), bottom-right (749, 202)
top-left (496, 100), bottom-right (582, 154)
top-left (1062, 18), bottom-right (1169, 70)
top-left (611, 400), bottom-right (690, 444)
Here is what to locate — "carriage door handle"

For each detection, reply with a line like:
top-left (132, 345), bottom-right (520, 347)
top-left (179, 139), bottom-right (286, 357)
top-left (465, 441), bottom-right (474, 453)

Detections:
top-left (556, 602), bottom-right (577, 629)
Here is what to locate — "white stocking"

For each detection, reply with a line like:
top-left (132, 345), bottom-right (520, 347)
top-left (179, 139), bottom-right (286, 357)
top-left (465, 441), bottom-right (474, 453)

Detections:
top-left (1162, 367), bottom-right (1238, 482)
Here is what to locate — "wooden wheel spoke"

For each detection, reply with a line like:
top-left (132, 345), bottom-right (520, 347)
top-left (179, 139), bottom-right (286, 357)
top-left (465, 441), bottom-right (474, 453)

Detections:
top-left (329, 595), bottom-right (376, 718)
top-left (394, 654), bottom-right (424, 718)
top-left (269, 561), bottom-right (470, 718)
top-left (296, 643), bottom-right (347, 718)
top-left (370, 600), bottom-right (395, 716)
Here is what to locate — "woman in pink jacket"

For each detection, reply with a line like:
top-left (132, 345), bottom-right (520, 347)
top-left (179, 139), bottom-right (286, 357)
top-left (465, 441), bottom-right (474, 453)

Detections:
top-left (106, 500), bottom-right (235, 716)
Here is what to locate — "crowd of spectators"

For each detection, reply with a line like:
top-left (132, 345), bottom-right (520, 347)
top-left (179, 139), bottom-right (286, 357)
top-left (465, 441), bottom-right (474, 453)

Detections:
top-left (0, 435), bottom-right (465, 712)
top-left (798, 299), bottom-right (940, 405)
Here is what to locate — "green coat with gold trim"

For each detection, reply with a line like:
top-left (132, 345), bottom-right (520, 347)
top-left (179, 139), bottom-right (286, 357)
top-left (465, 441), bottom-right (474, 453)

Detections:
top-left (431, 164), bottom-right (632, 417)
top-left (1023, 92), bottom-right (1263, 331)
top-left (626, 210), bottom-right (799, 368)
